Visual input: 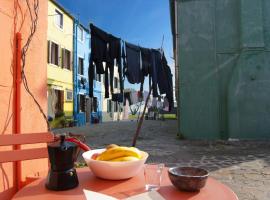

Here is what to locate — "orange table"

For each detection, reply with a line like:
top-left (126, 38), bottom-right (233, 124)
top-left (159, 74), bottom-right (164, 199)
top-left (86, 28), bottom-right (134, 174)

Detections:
top-left (12, 167), bottom-right (238, 200)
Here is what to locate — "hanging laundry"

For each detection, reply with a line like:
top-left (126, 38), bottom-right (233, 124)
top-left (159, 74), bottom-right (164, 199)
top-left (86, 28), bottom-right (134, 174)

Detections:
top-left (89, 24), bottom-right (108, 97)
top-left (104, 35), bottom-right (122, 98)
top-left (124, 92), bottom-right (132, 106)
top-left (89, 24), bottom-right (124, 98)
top-left (89, 24), bottom-right (108, 73)
top-left (123, 42), bottom-right (143, 84)
top-left (109, 35), bottom-right (123, 94)
top-left (150, 49), bottom-right (162, 97)
top-left (140, 47), bottom-right (152, 92)
top-left (161, 53), bottom-right (174, 111)
top-left (157, 53), bottom-right (169, 95)
top-left (112, 93), bottom-right (123, 103)
top-left (140, 47), bottom-right (152, 77)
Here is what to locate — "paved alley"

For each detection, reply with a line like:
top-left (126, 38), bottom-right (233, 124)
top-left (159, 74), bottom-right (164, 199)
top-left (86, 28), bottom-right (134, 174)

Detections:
top-left (55, 120), bottom-right (270, 200)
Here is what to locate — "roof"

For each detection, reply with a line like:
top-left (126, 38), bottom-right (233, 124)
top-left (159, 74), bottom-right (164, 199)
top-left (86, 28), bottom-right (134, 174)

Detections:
top-left (51, 0), bottom-right (90, 33)
top-left (50, 0), bottom-right (74, 20)
top-left (75, 21), bottom-right (90, 33)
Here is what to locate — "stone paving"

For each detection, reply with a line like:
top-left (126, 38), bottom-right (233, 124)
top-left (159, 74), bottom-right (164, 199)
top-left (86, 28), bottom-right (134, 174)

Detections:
top-left (54, 120), bottom-right (270, 200)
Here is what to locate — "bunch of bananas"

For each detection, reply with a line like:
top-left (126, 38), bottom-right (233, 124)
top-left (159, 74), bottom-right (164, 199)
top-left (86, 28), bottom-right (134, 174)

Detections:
top-left (94, 144), bottom-right (142, 162)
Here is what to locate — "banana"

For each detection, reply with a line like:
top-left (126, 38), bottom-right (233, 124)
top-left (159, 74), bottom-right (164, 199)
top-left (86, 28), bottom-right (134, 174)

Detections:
top-left (109, 156), bottom-right (140, 162)
top-left (96, 146), bottom-right (142, 161)
top-left (106, 144), bottom-right (119, 149)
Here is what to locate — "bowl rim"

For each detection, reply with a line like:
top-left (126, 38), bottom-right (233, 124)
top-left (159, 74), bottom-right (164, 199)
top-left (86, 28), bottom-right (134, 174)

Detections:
top-left (168, 166), bottom-right (209, 178)
top-left (82, 148), bottom-right (149, 163)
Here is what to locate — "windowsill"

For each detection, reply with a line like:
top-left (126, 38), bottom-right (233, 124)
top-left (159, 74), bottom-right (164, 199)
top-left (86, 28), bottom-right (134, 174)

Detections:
top-left (49, 64), bottom-right (72, 72)
top-left (48, 63), bottom-right (60, 68)
top-left (54, 22), bottom-right (64, 32)
top-left (78, 74), bottom-right (86, 78)
top-left (63, 68), bottom-right (72, 72)
top-left (78, 39), bottom-right (84, 44)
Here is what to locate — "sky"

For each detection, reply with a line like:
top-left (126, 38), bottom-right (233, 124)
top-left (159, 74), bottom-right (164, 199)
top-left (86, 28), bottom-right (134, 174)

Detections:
top-left (56, 0), bottom-right (174, 91)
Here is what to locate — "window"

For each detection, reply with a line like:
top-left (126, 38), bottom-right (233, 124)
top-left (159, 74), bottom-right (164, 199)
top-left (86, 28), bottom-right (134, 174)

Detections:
top-left (92, 97), bottom-right (98, 112)
top-left (55, 9), bottom-right (63, 29)
top-left (78, 95), bottom-right (86, 112)
top-left (48, 41), bottom-right (59, 66)
top-left (78, 26), bottom-right (84, 42)
top-left (62, 49), bottom-right (71, 70)
top-left (66, 90), bottom-right (73, 101)
top-left (107, 99), bottom-right (112, 113)
top-left (55, 89), bottom-right (64, 114)
top-left (114, 77), bottom-right (118, 89)
top-left (78, 57), bottom-right (84, 75)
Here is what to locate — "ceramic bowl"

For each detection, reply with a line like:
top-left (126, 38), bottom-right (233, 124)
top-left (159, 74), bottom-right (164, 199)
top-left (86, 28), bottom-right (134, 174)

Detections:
top-left (168, 166), bottom-right (209, 192)
top-left (82, 148), bottom-right (148, 180)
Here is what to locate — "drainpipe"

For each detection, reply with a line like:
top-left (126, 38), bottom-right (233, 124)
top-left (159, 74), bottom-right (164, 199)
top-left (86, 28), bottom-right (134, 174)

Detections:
top-left (73, 20), bottom-right (78, 125)
top-left (173, 0), bottom-right (181, 137)
top-left (14, 32), bottom-right (22, 190)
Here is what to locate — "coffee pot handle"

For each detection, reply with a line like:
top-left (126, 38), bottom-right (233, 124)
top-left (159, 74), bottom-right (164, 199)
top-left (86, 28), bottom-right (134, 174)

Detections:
top-left (65, 137), bottom-right (91, 151)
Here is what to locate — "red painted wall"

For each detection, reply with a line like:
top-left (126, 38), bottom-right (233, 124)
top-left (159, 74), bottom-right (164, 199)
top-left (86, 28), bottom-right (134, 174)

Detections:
top-left (0, 0), bottom-right (48, 199)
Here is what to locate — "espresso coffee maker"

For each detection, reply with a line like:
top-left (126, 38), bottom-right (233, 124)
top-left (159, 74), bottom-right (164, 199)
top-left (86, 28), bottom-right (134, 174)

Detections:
top-left (46, 134), bottom-right (80, 191)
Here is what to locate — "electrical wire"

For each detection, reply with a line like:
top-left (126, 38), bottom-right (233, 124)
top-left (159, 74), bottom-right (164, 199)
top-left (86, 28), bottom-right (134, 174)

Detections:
top-left (20, 0), bottom-right (51, 131)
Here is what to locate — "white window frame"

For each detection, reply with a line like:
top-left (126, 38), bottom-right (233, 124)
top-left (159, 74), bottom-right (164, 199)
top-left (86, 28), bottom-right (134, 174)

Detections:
top-left (107, 99), bottom-right (112, 113)
top-left (48, 41), bottom-right (60, 67)
top-left (54, 9), bottom-right (63, 29)
top-left (78, 57), bottom-right (84, 75)
top-left (78, 26), bottom-right (84, 42)
top-left (62, 48), bottom-right (72, 70)
top-left (66, 90), bottom-right (73, 101)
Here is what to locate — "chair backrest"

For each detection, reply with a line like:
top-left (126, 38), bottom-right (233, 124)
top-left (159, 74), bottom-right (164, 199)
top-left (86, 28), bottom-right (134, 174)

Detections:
top-left (0, 132), bottom-right (54, 163)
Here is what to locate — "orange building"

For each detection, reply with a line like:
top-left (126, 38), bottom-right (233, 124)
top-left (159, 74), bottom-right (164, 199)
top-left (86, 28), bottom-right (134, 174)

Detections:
top-left (0, 0), bottom-right (48, 199)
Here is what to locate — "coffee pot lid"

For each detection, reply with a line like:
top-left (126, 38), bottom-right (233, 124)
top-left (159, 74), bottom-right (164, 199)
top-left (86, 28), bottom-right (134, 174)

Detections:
top-left (48, 134), bottom-right (77, 150)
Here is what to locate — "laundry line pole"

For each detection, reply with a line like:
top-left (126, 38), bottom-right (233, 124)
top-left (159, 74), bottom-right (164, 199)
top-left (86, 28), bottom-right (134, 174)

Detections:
top-left (132, 87), bottom-right (152, 147)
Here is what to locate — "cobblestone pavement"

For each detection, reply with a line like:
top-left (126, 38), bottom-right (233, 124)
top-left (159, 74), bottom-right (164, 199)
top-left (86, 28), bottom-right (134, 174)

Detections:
top-left (55, 120), bottom-right (270, 200)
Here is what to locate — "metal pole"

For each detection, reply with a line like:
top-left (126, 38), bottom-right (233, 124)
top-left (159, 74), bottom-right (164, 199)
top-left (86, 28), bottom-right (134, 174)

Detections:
top-left (14, 32), bottom-right (22, 190)
top-left (132, 87), bottom-right (152, 147)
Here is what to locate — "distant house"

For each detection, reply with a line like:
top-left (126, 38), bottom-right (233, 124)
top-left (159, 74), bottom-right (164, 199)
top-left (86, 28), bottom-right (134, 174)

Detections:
top-left (170, 0), bottom-right (270, 139)
top-left (102, 66), bottom-right (124, 122)
top-left (47, 0), bottom-right (74, 119)
top-left (73, 21), bottom-right (103, 125)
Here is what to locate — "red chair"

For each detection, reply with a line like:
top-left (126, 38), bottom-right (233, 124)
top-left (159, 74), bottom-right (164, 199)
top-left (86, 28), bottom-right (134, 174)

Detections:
top-left (0, 132), bottom-right (54, 188)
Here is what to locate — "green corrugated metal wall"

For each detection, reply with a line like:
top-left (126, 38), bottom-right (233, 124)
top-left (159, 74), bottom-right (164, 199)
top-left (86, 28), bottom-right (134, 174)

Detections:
top-left (174, 0), bottom-right (270, 139)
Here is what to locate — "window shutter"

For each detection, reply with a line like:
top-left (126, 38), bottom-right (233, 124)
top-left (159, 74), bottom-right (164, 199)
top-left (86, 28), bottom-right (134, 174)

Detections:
top-left (51, 42), bottom-right (56, 64)
top-left (57, 46), bottom-right (61, 67)
top-left (70, 50), bottom-right (73, 71)
top-left (47, 40), bottom-right (51, 63)
top-left (61, 48), bottom-right (65, 68)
